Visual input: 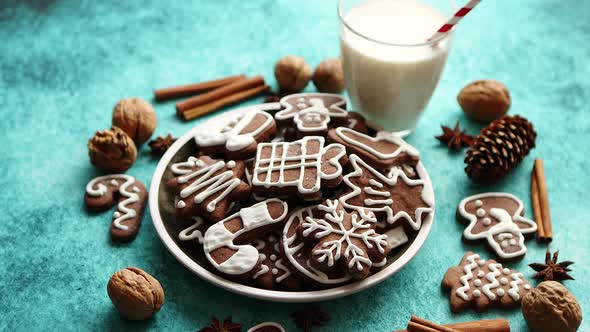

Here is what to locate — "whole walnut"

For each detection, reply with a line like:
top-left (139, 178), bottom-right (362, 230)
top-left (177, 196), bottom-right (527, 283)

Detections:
top-left (112, 98), bottom-right (157, 145)
top-left (457, 80), bottom-right (511, 122)
top-left (274, 55), bottom-right (311, 93)
top-left (88, 127), bottom-right (137, 173)
top-left (107, 267), bottom-right (164, 320)
top-left (522, 281), bottom-right (582, 332)
top-left (312, 58), bottom-right (345, 93)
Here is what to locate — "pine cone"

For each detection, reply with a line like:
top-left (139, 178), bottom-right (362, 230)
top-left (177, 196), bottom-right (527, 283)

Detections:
top-left (465, 115), bottom-right (536, 183)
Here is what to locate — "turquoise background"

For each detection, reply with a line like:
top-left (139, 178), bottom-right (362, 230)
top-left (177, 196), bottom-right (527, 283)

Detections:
top-left (0, 1), bottom-right (588, 331)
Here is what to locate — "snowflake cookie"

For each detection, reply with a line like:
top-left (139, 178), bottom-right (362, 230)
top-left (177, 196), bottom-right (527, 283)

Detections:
top-left (442, 252), bottom-right (532, 312)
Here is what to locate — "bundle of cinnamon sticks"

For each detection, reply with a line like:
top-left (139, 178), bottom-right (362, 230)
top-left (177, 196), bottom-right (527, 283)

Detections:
top-left (395, 316), bottom-right (510, 332)
top-left (154, 74), bottom-right (268, 121)
top-left (531, 158), bottom-right (552, 242)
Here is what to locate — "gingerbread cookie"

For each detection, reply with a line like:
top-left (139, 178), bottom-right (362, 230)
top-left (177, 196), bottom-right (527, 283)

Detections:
top-left (85, 174), bottom-right (147, 242)
top-left (458, 193), bottom-right (537, 261)
top-left (282, 205), bottom-right (352, 285)
top-left (195, 110), bottom-right (276, 159)
top-left (442, 252), bottom-right (532, 312)
top-left (344, 112), bottom-right (368, 133)
top-left (203, 199), bottom-right (288, 277)
top-left (167, 156), bottom-right (250, 222)
top-left (275, 93), bottom-right (348, 136)
top-left (298, 199), bottom-right (390, 279)
top-left (251, 136), bottom-right (347, 201)
top-left (327, 128), bottom-right (419, 170)
top-left (247, 322), bottom-right (286, 332)
top-left (339, 154), bottom-right (434, 231)
top-left (249, 232), bottom-right (301, 290)
top-left (178, 216), bottom-right (206, 244)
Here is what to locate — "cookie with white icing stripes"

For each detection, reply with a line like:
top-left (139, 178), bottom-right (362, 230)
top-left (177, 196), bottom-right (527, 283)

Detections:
top-left (85, 174), bottom-right (147, 242)
top-left (442, 252), bottom-right (532, 312)
top-left (166, 156), bottom-right (251, 222)
top-left (195, 109), bottom-right (276, 159)
top-left (249, 232), bottom-right (302, 290)
top-left (457, 193), bottom-right (537, 261)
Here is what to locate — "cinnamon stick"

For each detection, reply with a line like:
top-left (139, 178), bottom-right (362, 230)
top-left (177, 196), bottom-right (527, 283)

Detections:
top-left (154, 74), bottom-right (246, 101)
top-left (182, 84), bottom-right (268, 121)
top-left (176, 75), bottom-right (265, 114)
top-left (394, 319), bottom-right (509, 332)
top-left (531, 159), bottom-right (552, 241)
top-left (408, 316), bottom-right (458, 332)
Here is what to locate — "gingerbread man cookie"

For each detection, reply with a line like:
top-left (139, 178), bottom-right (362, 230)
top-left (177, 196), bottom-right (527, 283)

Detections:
top-left (167, 156), bottom-right (250, 222)
top-left (327, 128), bottom-right (419, 170)
top-left (275, 93), bottom-right (348, 136)
top-left (85, 174), bottom-right (147, 242)
top-left (249, 232), bottom-right (301, 290)
top-left (458, 193), bottom-right (537, 261)
top-left (442, 252), bottom-right (532, 312)
top-left (195, 110), bottom-right (276, 159)
top-left (251, 136), bottom-right (347, 201)
top-left (298, 199), bottom-right (391, 279)
top-left (339, 154), bottom-right (434, 231)
top-left (203, 199), bottom-right (288, 277)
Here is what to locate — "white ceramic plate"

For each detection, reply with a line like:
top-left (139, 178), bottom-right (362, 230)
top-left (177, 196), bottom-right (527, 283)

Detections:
top-left (149, 102), bottom-right (435, 302)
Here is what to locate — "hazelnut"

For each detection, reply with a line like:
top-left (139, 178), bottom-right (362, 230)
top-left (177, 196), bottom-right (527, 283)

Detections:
top-left (522, 281), bottom-right (582, 332)
top-left (312, 58), bottom-right (345, 93)
top-left (88, 127), bottom-right (137, 173)
top-left (107, 267), bottom-right (164, 320)
top-left (274, 55), bottom-right (311, 93)
top-left (457, 80), bottom-right (511, 122)
top-left (112, 98), bottom-right (157, 145)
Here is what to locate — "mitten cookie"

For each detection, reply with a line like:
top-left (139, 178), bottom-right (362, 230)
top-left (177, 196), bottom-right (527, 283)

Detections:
top-left (442, 252), bottom-right (532, 312)
top-left (195, 110), bottom-right (276, 159)
top-left (85, 174), bottom-right (147, 242)
top-left (167, 156), bottom-right (250, 222)
top-left (249, 232), bottom-right (302, 290)
top-left (251, 136), bottom-right (348, 201)
top-left (298, 199), bottom-right (391, 280)
top-left (339, 154), bottom-right (434, 231)
top-left (458, 193), bottom-right (537, 261)
top-left (327, 128), bottom-right (419, 170)
top-left (203, 199), bottom-right (288, 278)
top-left (275, 93), bottom-right (348, 137)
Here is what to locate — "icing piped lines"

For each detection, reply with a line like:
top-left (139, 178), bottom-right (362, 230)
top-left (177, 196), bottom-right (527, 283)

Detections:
top-left (456, 253), bottom-right (479, 301)
top-left (86, 174), bottom-right (139, 231)
top-left (509, 273), bottom-right (524, 300)
top-left (482, 263), bottom-right (502, 300)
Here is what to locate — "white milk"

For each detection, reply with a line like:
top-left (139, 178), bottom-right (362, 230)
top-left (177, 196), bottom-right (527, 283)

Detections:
top-left (340, 0), bottom-right (451, 132)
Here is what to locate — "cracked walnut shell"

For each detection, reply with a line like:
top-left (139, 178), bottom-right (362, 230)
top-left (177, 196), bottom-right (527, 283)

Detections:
top-left (112, 98), bottom-right (157, 145)
top-left (522, 281), bottom-right (582, 332)
top-left (107, 267), bottom-right (164, 320)
top-left (88, 127), bottom-right (137, 173)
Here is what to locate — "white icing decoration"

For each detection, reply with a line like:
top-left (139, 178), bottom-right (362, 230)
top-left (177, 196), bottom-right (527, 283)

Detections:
top-left (473, 290), bottom-right (481, 297)
top-left (524, 284), bottom-right (531, 290)
top-left (339, 154), bottom-right (434, 230)
top-left (497, 288), bottom-right (505, 296)
top-left (459, 192), bottom-right (537, 259)
top-left (476, 208), bottom-right (486, 217)
top-left (171, 157), bottom-right (242, 212)
top-left (508, 273), bottom-right (524, 300)
top-left (203, 199), bottom-right (288, 275)
top-left (475, 200), bottom-right (483, 207)
top-left (251, 136), bottom-right (346, 195)
top-left (478, 260), bottom-right (485, 267)
top-left (176, 200), bottom-right (186, 209)
top-left (271, 268), bottom-right (278, 275)
top-left (194, 110), bottom-right (274, 152)
top-left (110, 179), bottom-right (118, 186)
top-left (276, 93), bottom-right (348, 132)
top-left (275, 259), bottom-right (291, 283)
top-left (85, 174), bottom-right (141, 231)
top-left (253, 265), bottom-right (269, 279)
top-left (384, 226), bottom-right (408, 249)
top-left (477, 270), bottom-right (485, 277)
top-left (178, 217), bottom-right (204, 243)
top-left (270, 254), bottom-right (277, 261)
top-left (456, 253), bottom-right (480, 301)
top-left (500, 277), bottom-right (508, 285)
top-left (474, 279), bottom-right (482, 286)
top-left (334, 127), bottom-right (420, 160)
top-left (482, 263), bottom-right (503, 300)
top-left (246, 322), bottom-right (286, 332)
top-left (503, 268), bottom-right (511, 275)
top-left (226, 160), bottom-right (236, 168)
top-left (372, 258), bottom-right (387, 268)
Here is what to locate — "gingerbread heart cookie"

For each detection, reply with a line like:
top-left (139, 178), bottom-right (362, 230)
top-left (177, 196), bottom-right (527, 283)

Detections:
top-left (249, 232), bottom-right (302, 290)
top-left (327, 128), bottom-right (419, 170)
top-left (203, 199), bottom-right (288, 278)
top-left (298, 199), bottom-right (391, 279)
top-left (442, 252), bottom-right (532, 312)
top-left (458, 193), bottom-right (537, 261)
top-left (195, 110), bottom-right (276, 159)
top-left (339, 154), bottom-right (434, 231)
top-left (85, 174), bottom-right (147, 243)
top-left (251, 136), bottom-right (348, 201)
top-left (275, 93), bottom-right (348, 137)
top-left (167, 156), bottom-right (250, 222)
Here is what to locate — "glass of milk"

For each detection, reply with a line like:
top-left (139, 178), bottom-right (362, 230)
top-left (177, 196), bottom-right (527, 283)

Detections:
top-left (339, 0), bottom-right (455, 134)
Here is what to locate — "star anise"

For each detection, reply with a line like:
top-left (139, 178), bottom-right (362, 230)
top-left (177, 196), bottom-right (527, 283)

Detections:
top-left (148, 134), bottom-right (176, 156)
top-left (529, 249), bottom-right (574, 282)
top-left (435, 121), bottom-right (474, 151)
top-left (291, 306), bottom-right (330, 332)
top-left (198, 316), bottom-right (242, 332)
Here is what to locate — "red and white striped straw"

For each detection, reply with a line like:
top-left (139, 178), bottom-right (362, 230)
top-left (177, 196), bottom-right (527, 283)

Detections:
top-left (428, 0), bottom-right (481, 41)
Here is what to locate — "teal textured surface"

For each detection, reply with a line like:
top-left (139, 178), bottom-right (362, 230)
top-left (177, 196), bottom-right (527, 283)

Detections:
top-left (0, 1), bottom-right (588, 331)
